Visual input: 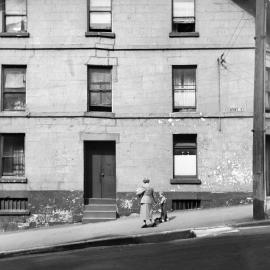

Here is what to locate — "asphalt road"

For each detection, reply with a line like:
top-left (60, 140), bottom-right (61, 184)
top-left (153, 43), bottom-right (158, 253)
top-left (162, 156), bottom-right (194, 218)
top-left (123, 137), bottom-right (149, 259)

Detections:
top-left (2, 226), bottom-right (270, 270)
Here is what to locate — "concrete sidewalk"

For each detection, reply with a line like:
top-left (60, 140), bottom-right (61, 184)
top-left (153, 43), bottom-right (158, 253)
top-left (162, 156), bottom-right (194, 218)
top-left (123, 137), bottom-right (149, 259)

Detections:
top-left (0, 204), bottom-right (268, 258)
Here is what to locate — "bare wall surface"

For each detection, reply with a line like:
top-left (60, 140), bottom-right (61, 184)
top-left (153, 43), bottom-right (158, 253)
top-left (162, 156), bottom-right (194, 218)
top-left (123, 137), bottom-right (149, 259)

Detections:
top-left (0, 49), bottom-right (254, 114)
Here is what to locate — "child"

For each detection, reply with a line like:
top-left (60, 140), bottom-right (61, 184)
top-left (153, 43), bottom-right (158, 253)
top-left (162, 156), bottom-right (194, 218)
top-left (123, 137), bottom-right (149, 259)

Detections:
top-left (159, 192), bottom-right (168, 222)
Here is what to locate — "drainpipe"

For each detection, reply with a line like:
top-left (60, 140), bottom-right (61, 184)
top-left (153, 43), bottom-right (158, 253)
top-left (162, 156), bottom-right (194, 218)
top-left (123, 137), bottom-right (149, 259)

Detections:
top-left (253, 0), bottom-right (268, 220)
top-left (217, 57), bottom-right (222, 132)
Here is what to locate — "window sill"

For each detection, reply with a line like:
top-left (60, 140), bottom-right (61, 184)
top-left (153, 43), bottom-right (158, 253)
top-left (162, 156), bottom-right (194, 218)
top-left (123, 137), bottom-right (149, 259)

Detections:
top-left (170, 177), bottom-right (201, 185)
top-left (0, 32), bottom-right (30, 38)
top-left (0, 111), bottom-right (27, 117)
top-left (0, 210), bottom-right (30, 216)
top-left (0, 177), bottom-right (27, 184)
top-left (173, 109), bottom-right (197, 113)
top-left (84, 111), bottom-right (115, 118)
top-left (85, 32), bottom-right (115, 39)
top-left (169, 32), bottom-right (199, 38)
top-left (170, 111), bottom-right (200, 118)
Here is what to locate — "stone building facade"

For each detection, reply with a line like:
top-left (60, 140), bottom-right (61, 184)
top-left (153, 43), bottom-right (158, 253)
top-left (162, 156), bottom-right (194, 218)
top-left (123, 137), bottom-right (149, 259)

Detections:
top-left (0, 0), bottom-right (268, 228)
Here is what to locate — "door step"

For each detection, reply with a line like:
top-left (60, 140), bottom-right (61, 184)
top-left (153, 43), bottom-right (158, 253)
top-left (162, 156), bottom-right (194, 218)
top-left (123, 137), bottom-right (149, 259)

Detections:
top-left (84, 204), bottom-right (116, 211)
top-left (82, 198), bottom-right (117, 223)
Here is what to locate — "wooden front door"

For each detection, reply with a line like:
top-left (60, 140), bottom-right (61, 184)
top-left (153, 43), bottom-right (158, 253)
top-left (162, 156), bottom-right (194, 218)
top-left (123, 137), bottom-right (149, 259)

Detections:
top-left (84, 141), bottom-right (116, 199)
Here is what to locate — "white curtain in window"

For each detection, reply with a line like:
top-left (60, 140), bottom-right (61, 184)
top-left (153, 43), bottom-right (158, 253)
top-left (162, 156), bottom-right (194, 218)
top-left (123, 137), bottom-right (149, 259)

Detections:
top-left (183, 69), bottom-right (196, 86)
top-left (6, 0), bottom-right (26, 15)
top-left (174, 155), bottom-right (196, 176)
top-left (5, 72), bottom-right (25, 88)
top-left (173, 0), bottom-right (194, 17)
top-left (90, 13), bottom-right (111, 28)
top-left (266, 69), bottom-right (270, 92)
top-left (6, 16), bottom-right (26, 32)
top-left (174, 90), bottom-right (195, 107)
top-left (90, 0), bottom-right (111, 11)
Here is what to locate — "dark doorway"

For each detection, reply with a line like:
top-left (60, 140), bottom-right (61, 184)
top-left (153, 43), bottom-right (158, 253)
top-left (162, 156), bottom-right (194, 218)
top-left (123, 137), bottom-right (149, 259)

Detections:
top-left (266, 136), bottom-right (270, 196)
top-left (84, 141), bottom-right (116, 201)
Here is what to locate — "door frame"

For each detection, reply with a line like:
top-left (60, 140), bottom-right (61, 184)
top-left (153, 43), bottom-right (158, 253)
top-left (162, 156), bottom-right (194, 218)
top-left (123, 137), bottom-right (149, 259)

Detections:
top-left (266, 135), bottom-right (270, 196)
top-left (81, 132), bottom-right (119, 204)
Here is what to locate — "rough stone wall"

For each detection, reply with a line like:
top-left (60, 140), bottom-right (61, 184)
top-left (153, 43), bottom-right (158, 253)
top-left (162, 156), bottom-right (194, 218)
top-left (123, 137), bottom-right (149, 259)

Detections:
top-left (116, 192), bottom-right (253, 216)
top-left (0, 190), bottom-right (252, 231)
top-left (27, 191), bottom-right (83, 224)
top-left (0, 191), bottom-right (83, 231)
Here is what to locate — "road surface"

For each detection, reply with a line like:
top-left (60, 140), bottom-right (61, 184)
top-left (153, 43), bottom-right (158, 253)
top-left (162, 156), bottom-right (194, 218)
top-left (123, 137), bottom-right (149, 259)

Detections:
top-left (1, 226), bottom-right (270, 270)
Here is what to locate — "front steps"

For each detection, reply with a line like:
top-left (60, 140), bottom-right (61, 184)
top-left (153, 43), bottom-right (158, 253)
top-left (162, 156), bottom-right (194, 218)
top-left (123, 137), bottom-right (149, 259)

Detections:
top-left (82, 198), bottom-right (117, 223)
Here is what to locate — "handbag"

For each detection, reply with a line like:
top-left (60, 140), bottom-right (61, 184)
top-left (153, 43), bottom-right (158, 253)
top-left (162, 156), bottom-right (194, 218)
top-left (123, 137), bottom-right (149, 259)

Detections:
top-left (136, 187), bottom-right (145, 197)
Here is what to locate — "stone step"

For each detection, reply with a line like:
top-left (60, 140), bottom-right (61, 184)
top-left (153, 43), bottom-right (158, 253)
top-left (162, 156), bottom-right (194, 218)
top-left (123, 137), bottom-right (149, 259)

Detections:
top-left (85, 198), bottom-right (116, 205)
top-left (84, 204), bottom-right (116, 211)
top-left (82, 217), bottom-right (115, 224)
top-left (83, 198), bottom-right (117, 223)
top-left (83, 210), bottom-right (116, 219)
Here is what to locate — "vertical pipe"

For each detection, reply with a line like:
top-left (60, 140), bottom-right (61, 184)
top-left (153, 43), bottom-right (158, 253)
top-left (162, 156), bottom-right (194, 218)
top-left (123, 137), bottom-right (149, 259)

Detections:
top-left (253, 0), bottom-right (267, 220)
top-left (217, 58), bottom-right (222, 132)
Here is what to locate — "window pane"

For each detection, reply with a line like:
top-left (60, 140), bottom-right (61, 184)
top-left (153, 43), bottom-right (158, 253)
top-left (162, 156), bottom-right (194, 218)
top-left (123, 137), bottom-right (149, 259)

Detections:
top-left (173, 69), bottom-right (182, 87)
top-left (3, 93), bottom-right (25, 110)
top-left (266, 93), bottom-right (270, 110)
top-left (90, 69), bottom-right (111, 83)
top-left (173, 68), bottom-right (196, 108)
top-left (183, 69), bottom-right (196, 86)
top-left (174, 148), bottom-right (196, 155)
top-left (5, 0), bottom-right (26, 15)
top-left (90, 12), bottom-right (111, 30)
top-left (3, 156), bottom-right (24, 176)
top-left (4, 69), bottom-right (26, 89)
top-left (13, 147), bottom-right (24, 176)
top-left (3, 138), bottom-right (13, 156)
top-left (6, 16), bottom-right (27, 32)
top-left (90, 0), bottom-right (111, 11)
top-left (2, 157), bottom-right (13, 175)
top-left (90, 92), bottom-right (111, 107)
top-left (266, 69), bottom-right (270, 93)
top-left (90, 92), bottom-right (101, 106)
top-left (174, 90), bottom-right (195, 107)
top-left (174, 134), bottom-right (197, 144)
top-left (2, 135), bottom-right (24, 176)
top-left (174, 155), bottom-right (196, 176)
top-left (101, 92), bottom-right (111, 106)
top-left (90, 83), bottom-right (111, 91)
top-left (89, 69), bottom-right (112, 91)
top-left (89, 68), bottom-right (112, 108)
top-left (173, 0), bottom-right (194, 17)
top-left (174, 68), bottom-right (195, 89)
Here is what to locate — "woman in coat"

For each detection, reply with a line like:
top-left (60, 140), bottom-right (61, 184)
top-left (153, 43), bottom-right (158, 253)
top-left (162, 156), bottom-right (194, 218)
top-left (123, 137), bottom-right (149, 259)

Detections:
top-left (139, 178), bottom-right (156, 228)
